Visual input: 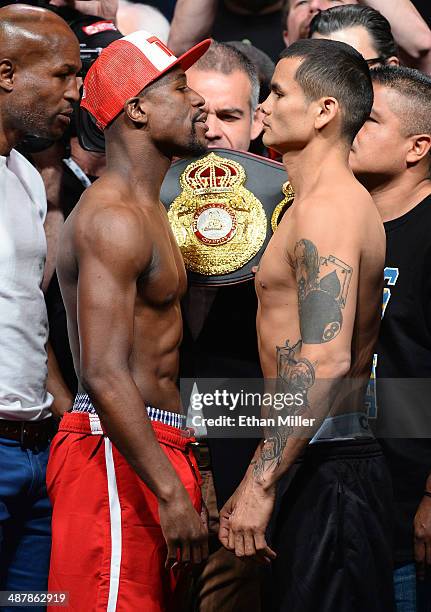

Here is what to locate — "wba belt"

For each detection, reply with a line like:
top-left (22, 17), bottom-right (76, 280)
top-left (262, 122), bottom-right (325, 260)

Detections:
top-left (160, 148), bottom-right (292, 286)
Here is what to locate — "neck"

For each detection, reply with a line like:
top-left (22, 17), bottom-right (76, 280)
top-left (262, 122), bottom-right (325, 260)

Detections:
top-left (282, 138), bottom-right (351, 200)
top-left (365, 170), bottom-right (431, 223)
top-left (105, 127), bottom-right (171, 202)
top-left (0, 113), bottom-right (21, 157)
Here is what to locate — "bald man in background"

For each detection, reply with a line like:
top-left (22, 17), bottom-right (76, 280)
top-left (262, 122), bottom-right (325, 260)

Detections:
top-left (0, 6), bottom-right (80, 608)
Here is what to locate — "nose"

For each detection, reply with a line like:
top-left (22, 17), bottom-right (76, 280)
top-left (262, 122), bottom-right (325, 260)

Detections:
top-left (204, 113), bottom-right (222, 142)
top-left (66, 76), bottom-right (80, 104)
top-left (260, 94), bottom-right (272, 116)
top-left (309, 0), bottom-right (327, 16)
top-left (189, 86), bottom-right (205, 109)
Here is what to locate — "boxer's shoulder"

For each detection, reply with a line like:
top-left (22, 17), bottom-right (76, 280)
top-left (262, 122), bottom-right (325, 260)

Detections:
top-left (69, 189), bottom-right (153, 270)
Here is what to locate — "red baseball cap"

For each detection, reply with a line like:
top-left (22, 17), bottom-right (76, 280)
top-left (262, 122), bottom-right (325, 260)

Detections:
top-left (81, 30), bottom-right (211, 130)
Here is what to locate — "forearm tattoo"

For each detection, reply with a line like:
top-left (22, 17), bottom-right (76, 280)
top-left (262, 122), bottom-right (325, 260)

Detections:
top-left (252, 340), bottom-right (316, 481)
top-left (252, 430), bottom-right (289, 481)
top-left (253, 239), bottom-right (352, 482)
top-left (295, 238), bottom-right (352, 344)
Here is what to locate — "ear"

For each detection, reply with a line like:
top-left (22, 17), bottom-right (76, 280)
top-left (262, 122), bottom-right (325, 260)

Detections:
top-left (406, 134), bottom-right (431, 165)
top-left (283, 30), bottom-right (290, 47)
top-left (124, 96), bottom-right (148, 126)
top-left (0, 59), bottom-right (14, 93)
top-left (386, 56), bottom-right (400, 67)
top-left (251, 106), bottom-right (264, 140)
top-left (314, 97), bottom-right (339, 131)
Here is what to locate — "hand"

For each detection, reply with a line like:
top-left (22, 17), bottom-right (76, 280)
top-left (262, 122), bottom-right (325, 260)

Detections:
top-left (219, 471), bottom-right (250, 549)
top-left (50, 396), bottom-right (72, 419)
top-left (219, 474), bottom-right (277, 563)
top-left (159, 489), bottom-right (209, 570)
top-left (414, 495), bottom-right (431, 580)
top-left (219, 489), bottom-right (240, 550)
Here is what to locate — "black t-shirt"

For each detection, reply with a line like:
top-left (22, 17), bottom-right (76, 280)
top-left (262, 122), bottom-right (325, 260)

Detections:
top-left (372, 193), bottom-right (431, 565)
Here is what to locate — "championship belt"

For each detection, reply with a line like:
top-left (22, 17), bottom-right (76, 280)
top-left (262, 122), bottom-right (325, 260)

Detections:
top-left (160, 148), bottom-right (292, 285)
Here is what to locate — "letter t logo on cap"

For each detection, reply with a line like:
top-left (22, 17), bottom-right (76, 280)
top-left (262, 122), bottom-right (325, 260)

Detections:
top-left (147, 36), bottom-right (175, 58)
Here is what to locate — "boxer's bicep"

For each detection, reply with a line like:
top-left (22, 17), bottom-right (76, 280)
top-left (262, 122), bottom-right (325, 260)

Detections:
top-left (292, 212), bottom-right (360, 371)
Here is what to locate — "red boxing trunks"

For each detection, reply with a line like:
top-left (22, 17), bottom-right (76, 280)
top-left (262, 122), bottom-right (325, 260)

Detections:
top-left (47, 405), bottom-right (202, 612)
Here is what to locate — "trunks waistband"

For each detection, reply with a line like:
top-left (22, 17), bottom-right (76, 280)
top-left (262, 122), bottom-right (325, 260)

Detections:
top-left (310, 411), bottom-right (373, 444)
top-left (72, 393), bottom-right (186, 429)
top-left (59, 411), bottom-right (195, 451)
top-left (300, 438), bottom-right (382, 462)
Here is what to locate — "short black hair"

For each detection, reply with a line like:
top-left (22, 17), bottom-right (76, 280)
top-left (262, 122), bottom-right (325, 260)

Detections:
top-left (371, 65), bottom-right (431, 136)
top-left (309, 5), bottom-right (398, 62)
top-left (280, 38), bottom-right (373, 143)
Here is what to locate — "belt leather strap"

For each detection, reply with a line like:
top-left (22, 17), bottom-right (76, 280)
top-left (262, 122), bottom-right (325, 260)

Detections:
top-left (190, 439), bottom-right (211, 470)
top-left (0, 417), bottom-right (57, 449)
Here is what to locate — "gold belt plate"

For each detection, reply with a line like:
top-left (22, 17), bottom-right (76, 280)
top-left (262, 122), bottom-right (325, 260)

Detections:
top-left (167, 152), bottom-right (267, 275)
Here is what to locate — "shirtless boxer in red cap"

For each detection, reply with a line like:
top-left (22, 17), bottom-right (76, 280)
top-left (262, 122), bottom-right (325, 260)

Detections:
top-left (47, 31), bottom-right (211, 611)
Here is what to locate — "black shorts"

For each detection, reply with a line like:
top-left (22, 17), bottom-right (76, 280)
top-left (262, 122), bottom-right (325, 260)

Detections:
top-left (269, 439), bottom-right (395, 612)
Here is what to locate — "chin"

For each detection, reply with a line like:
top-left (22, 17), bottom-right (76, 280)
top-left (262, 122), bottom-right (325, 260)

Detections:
top-left (350, 161), bottom-right (369, 177)
top-left (262, 133), bottom-right (271, 147)
top-left (190, 141), bottom-right (208, 157)
top-left (44, 126), bottom-right (66, 141)
top-left (262, 133), bottom-right (281, 151)
top-left (179, 141), bottom-right (208, 158)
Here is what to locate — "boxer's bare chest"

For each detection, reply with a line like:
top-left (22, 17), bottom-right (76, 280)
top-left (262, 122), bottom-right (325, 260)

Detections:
top-left (255, 208), bottom-right (298, 306)
top-left (136, 203), bottom-right (187, 309)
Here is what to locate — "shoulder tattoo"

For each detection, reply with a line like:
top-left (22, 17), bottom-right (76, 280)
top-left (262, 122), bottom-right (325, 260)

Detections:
top-left (294, 239), bottom-right (353, 344)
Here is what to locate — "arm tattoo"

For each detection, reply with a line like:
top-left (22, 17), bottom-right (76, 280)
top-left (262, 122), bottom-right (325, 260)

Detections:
top-left (277, 339), bottom-right (316, 393)
top-left (294, 239), bottom-right (352, 344)
top-left (252, 239), bottom-right (352, 482)
top-left (252, 340), bottom-right (316, 481)
top-left (253, 431), bottom-right (289, 481)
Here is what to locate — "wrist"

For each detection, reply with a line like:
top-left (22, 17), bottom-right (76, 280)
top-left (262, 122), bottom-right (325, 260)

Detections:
top-left (50, 399), bottom-right (72, 419)
top-left (250, 467), bottom-right (277, 493)
top-left (260, 476), bottom-right (277, 494)
top-left (53, 393), bottom-right (73, 410)
top-left (157, 481), bottom-right (186, 505)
